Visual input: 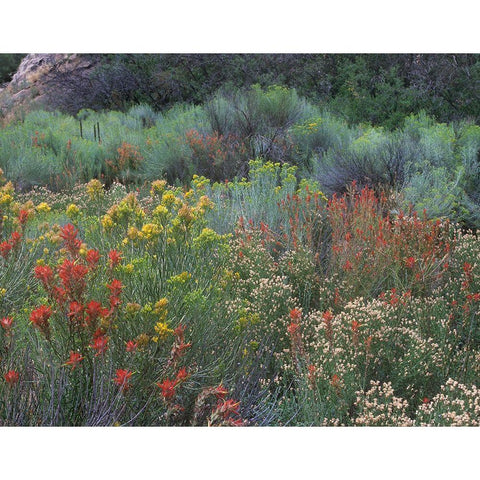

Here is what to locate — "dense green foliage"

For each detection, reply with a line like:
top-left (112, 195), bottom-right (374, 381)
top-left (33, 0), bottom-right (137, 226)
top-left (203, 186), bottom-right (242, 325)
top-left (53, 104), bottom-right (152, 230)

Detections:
top-left (1, 85), bottom-right (480, 229)
top-left (6, 54), bottom-right (480, 128)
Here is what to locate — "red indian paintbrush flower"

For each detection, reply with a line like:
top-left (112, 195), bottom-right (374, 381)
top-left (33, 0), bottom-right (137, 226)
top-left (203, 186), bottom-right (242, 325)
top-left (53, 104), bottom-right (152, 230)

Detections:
top-left (0, 316), bottom-right (13, 330)
top-left (4, 370), bottom-right (19, 385)
top-left (91, 335), bottom-right (109, 356)
top-left (59, 223), bottom-right (82, 256)
top-left (108, 249), bottom-right (122, 269)
top-left (169, 340), bottom-right (191, 365)
top-left (58, 259), bottom-right (88, 299)
top-left (67, 301), bottom-right (84, 325)
top-left (175, 367), bottom-right (189, 382)
top-left (215, 398), bottom-right (240, 418)
top-left (289, 308), bottom-right (302, 321)
top-left (34, 264), bottom-right (54, 288)
top-left (64, 351), bottom-right (84, 370)
top-left (351, 320), bottom-right (360, 332)
top-left (0, 241), bottom-right (12, 258)
top-left (287, 322), bottom-right (300, 335)
top-left (106, 279), bottom-right (123, 297)
top-left (18, 210), bottom-right (29, 226)
top-left (405, 256), bottom-right (415, 269)
top-left (343, 260), bottom-right (353, 271)
top-left (157, 378), bottom-right (177, 400)
top-left (173, 324), bottom-right (186, 342)
top-left (9, 231), bottom-right (22, 249)
top-left (85, 300), bottom-right (109, 327)
top-left (30, 305), bottom-right (52, 338)
top-left (109, 295), bottom-right (121, 310)
top-left (86, 249), bottom-right (100, 269)
top-left (331, 374), bottom-right (341, 389)
top-left (114, 369), bottom-right (133, 391)
top-left (212, 384), bottom-right (229, 399)
top-left (52, 286), bottom-right (67, 306)
top-left (125, 340), bottom-right (137, 353)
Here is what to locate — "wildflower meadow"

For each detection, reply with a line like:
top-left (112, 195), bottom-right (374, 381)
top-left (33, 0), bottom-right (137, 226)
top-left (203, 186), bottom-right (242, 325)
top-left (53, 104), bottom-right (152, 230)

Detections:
top-left (0, 150), bottom-right (478, 426)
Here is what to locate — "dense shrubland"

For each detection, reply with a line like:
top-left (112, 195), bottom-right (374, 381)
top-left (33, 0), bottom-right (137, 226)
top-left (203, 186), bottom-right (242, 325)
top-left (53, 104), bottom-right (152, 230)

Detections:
top-left (1, 85), bottom-right (480, 229)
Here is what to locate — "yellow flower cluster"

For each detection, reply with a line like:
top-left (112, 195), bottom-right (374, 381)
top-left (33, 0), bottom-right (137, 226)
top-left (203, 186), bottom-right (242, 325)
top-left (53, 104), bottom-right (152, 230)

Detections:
top-left (167, 271), bottom-right (192, 286)
top-left (152, 321), bottom-right (173, 342)
top-left (150, 180), bottom-right (167, 196)
top-left (161, 191), bottom-right (179, 208)
top-left (141, 223), bottom-right (162, 240)
top-left (36, 202), bottom-right (51, 213)
top-left (101, 214), bottom-right (114, 230)
top-left (107, 193), bottom-right (145, 226)
top-left (0, 192), bottom-right (13, 206)
top-left (86, 178), bottom-right (104, 201)
top-left (66, 203), bottom-right (80, 218)
top-left (152, 204), bottom-right (170, 223)
top-left (191, 174), bottom-right (210, 192)
top-left (154, 297), bottom-right (168, 314)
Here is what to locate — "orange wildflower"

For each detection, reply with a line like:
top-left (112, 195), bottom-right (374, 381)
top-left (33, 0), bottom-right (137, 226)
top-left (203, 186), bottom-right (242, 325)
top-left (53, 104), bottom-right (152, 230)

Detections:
top-left (4, 370), bottom-right (19, 385)
top-left (64, 351), bottom-right (84, 370)
top-left (114, 369), bottom-right (133, 391)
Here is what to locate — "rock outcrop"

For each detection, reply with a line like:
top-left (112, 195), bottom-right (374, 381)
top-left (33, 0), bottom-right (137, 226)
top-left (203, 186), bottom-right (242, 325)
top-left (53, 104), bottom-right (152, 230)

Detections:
top-left (0, 54), bottom-right (100, 124)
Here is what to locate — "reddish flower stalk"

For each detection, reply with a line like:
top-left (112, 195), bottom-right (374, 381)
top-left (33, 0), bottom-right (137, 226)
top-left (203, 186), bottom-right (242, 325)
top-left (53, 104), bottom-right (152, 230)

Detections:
top-left (9, 231), bottom-right (22, 249)
top-left (34, 265), bottom-right (54, 289)
top-left (106, 279), bottom-right (123, 298)
top-left (0, 316), bottom-right (13, 331)
top-left (307, 364), bottom-right (316, 387)
top-left (67, 301), bottom-right (84, 326)
top-left (85, 300), bottom-right (109, 327)
top-left (30, 305), bottom-right (52, 339)
top-left (405, 256), bottom-right (415, 269)
top-left (173, 324), bottom-right (186, 342)
top-left (331, 374), bottom-right (341, 390)
top-left (58, 259), bottom-right (88, 300)
top-left (91, 334), bottom-right (109, 356)
top-left (64, 351), bottom-right (84, 370)
top-left (175, 367), bottom-right (189, 382)
top-left (86, 249), bottom-right (101, 270)
top-left (59, 223), bottom-right (82, 257)
top-left (157, 378), bottom-right (177, 400)
top-left (322, 310), bottom-right (333, 344)
top-left (4, 370), bottom-right (19, 385)
top-left (289, 308), bottom-right (302, 322)
top-left (18, 209), bottom-right (29, 226)
top-left (287, 322), bottom-right (300, 336)
top-left (0, 241), bottom-right (12, 259)
top-left (114, 369), bottom-right (133, 391)
top-left (351, 320), bottom-right (360, 346)
top-left (108, 250), bottom-right (122, 269)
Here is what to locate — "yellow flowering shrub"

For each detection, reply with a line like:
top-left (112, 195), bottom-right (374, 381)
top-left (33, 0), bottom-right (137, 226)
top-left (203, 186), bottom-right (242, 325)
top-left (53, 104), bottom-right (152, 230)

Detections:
top-left (150, 179), bottom-right (167, 197)
top-left (66, 203), bottom-right (80, 218)
top-left (36, 202), bottom-right (51, 213)
top-left (86, 178), bottom-right (104, 201)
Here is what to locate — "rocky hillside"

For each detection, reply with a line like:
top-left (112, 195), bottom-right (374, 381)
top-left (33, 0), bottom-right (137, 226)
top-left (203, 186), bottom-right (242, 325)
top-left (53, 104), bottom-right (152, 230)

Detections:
top-left (0, 54), bottom-right (100, 124)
